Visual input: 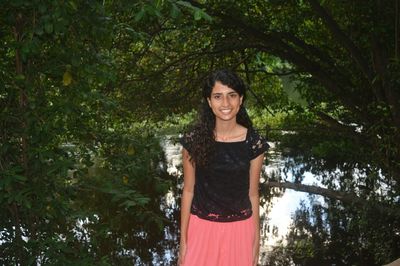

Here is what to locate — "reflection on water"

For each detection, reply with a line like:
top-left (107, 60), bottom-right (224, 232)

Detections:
top-left (159, 136), bottom-right (313, 265)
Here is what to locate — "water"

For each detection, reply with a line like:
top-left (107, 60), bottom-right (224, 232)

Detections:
top-left (160, 135), bottom-right (321, 264)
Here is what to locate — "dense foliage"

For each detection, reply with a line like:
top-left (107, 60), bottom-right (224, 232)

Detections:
top-left (126, 0), bottom-right (400, 264)
top-left (0, 1), bottom-right (177, 264)
top-left (1, 0), bottom-right (399, 265)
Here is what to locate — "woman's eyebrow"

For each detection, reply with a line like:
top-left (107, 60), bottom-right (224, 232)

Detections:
top-left (212, 91), bottom-right (237, 95)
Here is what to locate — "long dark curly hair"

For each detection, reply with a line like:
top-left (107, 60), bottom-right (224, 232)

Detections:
top-left (186, 69), bottom-right (254, 166)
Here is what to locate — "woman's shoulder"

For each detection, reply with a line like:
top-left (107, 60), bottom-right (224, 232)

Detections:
top-left (246, 127), bottom-right (270, 159)
top-left (246, 127), bottom-right (263, 140)
top-left (179, 128), bottom-right (197, 151)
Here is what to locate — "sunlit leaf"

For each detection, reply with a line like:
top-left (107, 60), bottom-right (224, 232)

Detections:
top-left (62, 71), bottom-right (72, 86)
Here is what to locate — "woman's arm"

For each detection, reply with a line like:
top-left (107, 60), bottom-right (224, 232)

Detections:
top-left (178, 148), bottom-right (195, 265)
top-left (249, 153), bottom-right (265, 266)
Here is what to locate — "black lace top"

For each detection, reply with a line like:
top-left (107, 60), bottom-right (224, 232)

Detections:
top-left (180, 128), bottom-right (269, 222)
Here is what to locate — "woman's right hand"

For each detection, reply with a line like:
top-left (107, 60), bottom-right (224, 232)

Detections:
top-left (178, 241), bottom-right (187, 265)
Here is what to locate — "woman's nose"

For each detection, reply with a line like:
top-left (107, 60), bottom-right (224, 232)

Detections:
top-left (222, 95), bottom-right (229, 106)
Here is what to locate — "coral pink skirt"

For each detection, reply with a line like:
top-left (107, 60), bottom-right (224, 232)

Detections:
top-left (182, 214), bottom-right (255, 266)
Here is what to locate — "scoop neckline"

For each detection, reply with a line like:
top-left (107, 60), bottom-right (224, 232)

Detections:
top-left (214, 128), bottom-right (249, 143)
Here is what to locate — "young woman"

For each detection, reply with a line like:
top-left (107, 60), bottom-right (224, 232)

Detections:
top-left (178, 69), bottom-right (269, 266)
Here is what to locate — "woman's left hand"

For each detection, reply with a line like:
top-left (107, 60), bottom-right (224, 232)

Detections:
top-left (252, 238), bottom-right (260, 266)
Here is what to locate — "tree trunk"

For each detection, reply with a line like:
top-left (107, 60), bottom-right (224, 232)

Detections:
top-left (267, 181), bottom-right (400, 217)
top-left (12, 11), bottom-right (28, 265)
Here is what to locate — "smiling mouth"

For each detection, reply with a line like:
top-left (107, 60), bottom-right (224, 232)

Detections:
top-left (220, 109), bottom-right (232, 114)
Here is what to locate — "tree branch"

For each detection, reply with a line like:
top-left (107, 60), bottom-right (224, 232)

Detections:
top-left (237, 68), bottom-right (299, 76)
top-left (186, 2), bottom-right (367, 120)
top-left (314, 110), bottom-right (359, 134)
top-left (267, 181), bottom-right (400, 217)
top-left (258, 45), bottom-right (367, 120)
top-left (395, 0), bottom-right (399, 60)
top-left (307, 0), bottom-right (373, 81)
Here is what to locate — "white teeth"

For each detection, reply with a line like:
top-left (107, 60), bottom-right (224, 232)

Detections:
top-left (221, 109), bottom-right (231, 114)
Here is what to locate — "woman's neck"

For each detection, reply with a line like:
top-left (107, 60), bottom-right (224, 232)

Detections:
top-left (214, 120), bottom-right (238, 136)
top-left (214, 120), bottom-right (247, 142)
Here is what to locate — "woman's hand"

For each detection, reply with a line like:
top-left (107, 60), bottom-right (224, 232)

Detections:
top-left (252, 235), bottom-right (260, 266)
top-left (178, 241), bottom-right (187, 265)
top-left (179, 148), bottom-right (194, 265)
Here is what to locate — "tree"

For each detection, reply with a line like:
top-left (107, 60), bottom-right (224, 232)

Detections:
top-left (124, 0), bottom-right (400, 263)
top-left (2, 0), bottom-right (399, 263)
top-left (0, 1), bottom-right (175, 264)
top-left (267, 196), bottom-right (400, 265)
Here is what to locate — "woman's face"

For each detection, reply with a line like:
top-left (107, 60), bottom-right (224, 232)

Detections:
top-left (207, 81), bottom-right (243, 123)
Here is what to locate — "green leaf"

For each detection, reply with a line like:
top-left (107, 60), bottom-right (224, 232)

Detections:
top-left (176, 1), bottom-right (194, 9)
top-left (194, 9), bottom-right (202, 21)
top-left (134, 8), bottom-right (146, 22)
top-left (44, 23), bottom-right (53, 34)
top-left (135, 197), bottom-right (150, 205)
top-left (199, 9), bottom-right (212, 21)
top-left (170, 3), bottom-right (181, 18)
top-left (13, 174), bottom-right (27, 182)
top-left (38, 4), bottom-right (47, 14)
top-left (68, 1), bottom-right (78, 11)
top-left (122, 200), bottom-right (137, 208)
top-left (35, 26), bottom-right (44, 36)
top-left (15, 74), bottom-right (25, 81)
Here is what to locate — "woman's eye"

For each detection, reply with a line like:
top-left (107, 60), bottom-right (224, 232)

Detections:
top-left (214, 95), bottom-right (221, 99)
top-left (230, 94), bottom-right (238, 98)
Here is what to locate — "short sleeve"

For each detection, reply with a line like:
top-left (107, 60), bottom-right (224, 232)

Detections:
top-left (248, 129), bottom-right (270, 160)
top-left (179, 131), bottom-right (195, 154)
